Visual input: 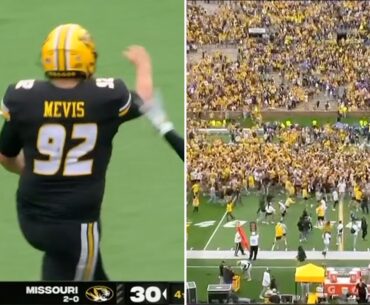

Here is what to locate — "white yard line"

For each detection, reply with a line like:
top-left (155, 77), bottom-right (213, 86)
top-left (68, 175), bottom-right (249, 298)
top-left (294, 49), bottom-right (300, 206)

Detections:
top-left (188, 265), bottom-right (297, 269)
top-left (339, 199), bottom-right (344, 251)
top-left (188, 250), bottom-right (370, 260)
top-left (188, 265), bottom-right (366, 269)
top-left (203, 212), bottom-right (227, 250)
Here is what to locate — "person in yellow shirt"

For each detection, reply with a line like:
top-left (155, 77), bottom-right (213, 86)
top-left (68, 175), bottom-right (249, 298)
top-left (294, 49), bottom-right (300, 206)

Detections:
top-left (192, 182), bottom-right (201, 213)
top-left (248, 174), bottom-right (255, 190)
top-left (226, 196), bottom-right (236, 222)
top-left (323, 220), bottom-right (331, 234)
top-left (316, 201), bottom-right (325, 227)
top-left (285, 196), bottom-right (295, 208)
top-left (271, 220), bottom-right (287, 251)
top-left (354, 187), bottom-right (363, 212)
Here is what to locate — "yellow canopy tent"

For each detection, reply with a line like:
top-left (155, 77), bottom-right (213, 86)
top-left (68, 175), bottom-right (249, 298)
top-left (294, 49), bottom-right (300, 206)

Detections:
top-left (295, 264), bottom-right (325, 302)
top-left (295, 263), bottom-right (325, 283)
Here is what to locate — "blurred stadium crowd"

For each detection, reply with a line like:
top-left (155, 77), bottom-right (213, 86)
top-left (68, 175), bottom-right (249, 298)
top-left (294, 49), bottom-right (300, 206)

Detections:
top-left (187, 1), bottom-right (370, 113)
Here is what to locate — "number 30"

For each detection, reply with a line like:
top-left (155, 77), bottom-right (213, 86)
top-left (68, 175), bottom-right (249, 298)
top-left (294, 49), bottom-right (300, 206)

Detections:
top-left (34, 123), bottom-right (97, 176)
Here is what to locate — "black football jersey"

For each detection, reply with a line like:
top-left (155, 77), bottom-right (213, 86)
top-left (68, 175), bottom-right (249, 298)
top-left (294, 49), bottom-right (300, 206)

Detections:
top-left (0, 78), bottom-right (142, 222)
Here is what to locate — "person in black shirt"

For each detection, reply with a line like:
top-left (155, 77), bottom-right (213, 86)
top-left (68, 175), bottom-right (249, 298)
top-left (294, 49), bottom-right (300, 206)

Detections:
top-left (355, 279), bottom-right (368, 303)
top-left (361, 196), bottom-right (369, 215)
top-left (0, 24), bottom-right (153, 280)
top-left (296, 246), bottom-right (307, 263)
top-left (361, 217), bottom-right (368, 241)
top-left (270, 276), bottom-right (278, 291)
top-left (219, 260), bottom-right (226, 283)
top-left (223, 265), bottom-right (235, 285)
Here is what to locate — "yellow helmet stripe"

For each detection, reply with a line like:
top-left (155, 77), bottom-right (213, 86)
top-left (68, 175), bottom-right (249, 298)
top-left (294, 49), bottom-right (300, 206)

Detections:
top-left (65, 24), bottom-right (78, 70)
top-left (52, 25), bottom-right (64, 70)
top-left (56, 25), bottom-right (70, 71)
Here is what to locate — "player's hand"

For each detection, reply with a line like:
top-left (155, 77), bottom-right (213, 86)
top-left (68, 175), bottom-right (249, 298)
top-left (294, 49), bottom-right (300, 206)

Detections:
top-left (123, 45), bottom-right (151, 69)
top-left (123, 45), bottom-right (153, 101)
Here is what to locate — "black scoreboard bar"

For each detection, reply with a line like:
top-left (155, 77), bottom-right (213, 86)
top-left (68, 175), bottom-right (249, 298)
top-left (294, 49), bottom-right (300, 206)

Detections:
top-left (0, 282), bottom-right (184, 304)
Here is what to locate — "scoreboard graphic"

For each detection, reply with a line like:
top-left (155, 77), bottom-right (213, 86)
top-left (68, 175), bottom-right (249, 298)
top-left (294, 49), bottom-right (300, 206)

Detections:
top-left (0, 282), bottom-right (184, 305)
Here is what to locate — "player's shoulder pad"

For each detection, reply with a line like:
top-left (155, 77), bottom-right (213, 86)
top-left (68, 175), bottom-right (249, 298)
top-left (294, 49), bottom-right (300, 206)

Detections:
top-left (93, 77), bottom-right (128, 91)
top-left (3, 79), bottom-right (39, 101)
top-left (93, 77), bottom-right (130, 100)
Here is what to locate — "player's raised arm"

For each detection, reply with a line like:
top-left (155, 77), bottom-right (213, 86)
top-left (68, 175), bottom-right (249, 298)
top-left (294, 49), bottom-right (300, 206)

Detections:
top-left (123, 45), bottom-right (153, 102)
top-left (124, 46), bottom-right (184, 161)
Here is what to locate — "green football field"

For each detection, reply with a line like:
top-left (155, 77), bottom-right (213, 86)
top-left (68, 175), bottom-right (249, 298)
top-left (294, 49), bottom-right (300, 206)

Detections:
top-left (0, 0), bottom-right (184, 281)
top-left (187, 259), bottom-right (370, 302)
top-left (187, 193), bottom-right (370, 252)
top-left (187, 192), bottom-right (370, 302)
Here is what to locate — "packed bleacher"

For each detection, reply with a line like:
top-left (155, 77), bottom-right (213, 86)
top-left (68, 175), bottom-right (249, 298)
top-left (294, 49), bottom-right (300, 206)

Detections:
top-left (187, 1), bottom-right (370, 111)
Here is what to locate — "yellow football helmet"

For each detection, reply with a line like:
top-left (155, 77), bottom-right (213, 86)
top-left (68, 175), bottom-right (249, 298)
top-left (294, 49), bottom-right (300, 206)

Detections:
top-left (41, 24), bottom-right (97, 78)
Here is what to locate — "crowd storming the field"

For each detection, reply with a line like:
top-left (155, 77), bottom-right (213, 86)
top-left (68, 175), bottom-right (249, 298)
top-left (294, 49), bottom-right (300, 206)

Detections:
top-left (188, 120), bottom-right (370, 249)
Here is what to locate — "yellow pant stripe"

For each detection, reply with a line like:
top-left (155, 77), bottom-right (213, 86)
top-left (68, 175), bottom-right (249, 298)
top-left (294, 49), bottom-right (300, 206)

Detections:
top-left (83, 223), bottom-right (95, 280)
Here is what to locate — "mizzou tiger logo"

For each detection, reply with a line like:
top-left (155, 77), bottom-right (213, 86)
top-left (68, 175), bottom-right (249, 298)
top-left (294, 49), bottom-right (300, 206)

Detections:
top-left (85, 286), bottom-right (114, 303)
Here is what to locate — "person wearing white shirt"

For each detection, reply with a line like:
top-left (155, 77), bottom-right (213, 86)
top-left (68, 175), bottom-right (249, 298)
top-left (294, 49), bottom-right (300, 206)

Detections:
top-left (336, 220), bottom-right (343, 246)
top-left (264, 202), bottom-right (276, 224)
top-left (338, 180), bottom-right (346, 201)
top-left (278, 200), bottom-right (287, 219)
top-left (332, 189), bottom-right (339, 211)
top-left (322, 231), bottom-right (331, 258)
top-left (260, 268), bottom-right (271, 299)
top-left (234, 231), bottom-right (245, 256)
top-left (237, 260), bottom-right (252, 281)
top-left (249, 231), bottom-right (259, 260)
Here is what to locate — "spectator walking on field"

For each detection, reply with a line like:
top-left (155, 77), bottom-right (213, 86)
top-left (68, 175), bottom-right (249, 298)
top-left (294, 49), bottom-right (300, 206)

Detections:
top-left (259, 268), bottom-right (271, 299)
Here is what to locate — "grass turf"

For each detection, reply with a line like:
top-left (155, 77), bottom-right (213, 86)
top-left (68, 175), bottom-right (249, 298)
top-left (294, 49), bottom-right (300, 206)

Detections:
top-left (239, 114), bottom-right (367, 128)
top-left (0, 0), bottom-right (184, 281)
top-left (187, 193), bottom-right (370, 252)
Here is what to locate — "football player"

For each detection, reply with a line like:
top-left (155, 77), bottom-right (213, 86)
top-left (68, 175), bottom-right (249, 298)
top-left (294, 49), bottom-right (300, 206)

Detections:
top-left (0, 24), bottom-right (153, 280)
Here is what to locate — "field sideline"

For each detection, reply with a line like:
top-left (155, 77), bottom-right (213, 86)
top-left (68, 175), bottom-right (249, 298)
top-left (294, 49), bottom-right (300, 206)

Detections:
top-left (187, 259), bottom-right (370, 302)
